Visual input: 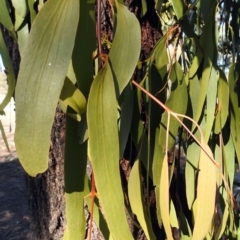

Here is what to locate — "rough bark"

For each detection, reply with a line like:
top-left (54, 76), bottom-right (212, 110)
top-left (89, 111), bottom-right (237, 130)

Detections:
top-left (26, 105), bottom-right (66, 240)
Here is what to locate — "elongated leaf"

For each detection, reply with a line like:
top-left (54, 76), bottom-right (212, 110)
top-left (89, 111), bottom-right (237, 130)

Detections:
top-left (71, 0), bottom-right (95, 98)
top-left (192, 140), bottom-right (216, 240)
top-left (229, 63), bottom-right (240, 164)
top-left (179, 211), bottom-right (192, 239)
top-left (152, 35), bottom-right (168, 71)
top-left (87, 62), bottom-right (133, 239)
top-left (191, 3), bottom-right (217, 131)
top-left (60, 77), bottom-right (86, 118)
top-left (12, 0), bottom-right (29, 17)
top-left (170, 200), bottom-right (178, 228)
top-left (0, 30), bottom-right (15, 112)
top-left (63, 110), bottom-right (87, 240)
top-left (119, 83), bottom-right (133, 158)
top-left (109, 1), bottom-right (141, 96)
top-left (159, 62), bottom-right (188, 151)
top-left (171, 0), bottom-right (185, 19)
top-left (128, 159), bottom-right (156, 240)
top-left (15, 0), bottom-right (79, 176)
top-left (159, 154), bottom-right (173, 240)
top-left (0, 119), bottom-right (10, 152)
top-left (28, 0), bottom-right (37, 23)
top-left (213, 68), bottom-right (229, 134)
top-left (0, 0), bottom-right (16, 39)
top-left (205, 67), bottom-right (217, 141)
top-left (17, 21), bottom-right (29, 55)
top-left (185, 141), bottom-right (200, 209)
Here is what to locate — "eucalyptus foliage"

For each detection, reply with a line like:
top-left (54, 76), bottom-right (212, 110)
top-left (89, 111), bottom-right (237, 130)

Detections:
top-left (1, 0), bottom-right (240, 239)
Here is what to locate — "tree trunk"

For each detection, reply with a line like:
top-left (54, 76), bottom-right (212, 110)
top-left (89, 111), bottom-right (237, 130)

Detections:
top-left (26, 105), bottom-right (66, 239)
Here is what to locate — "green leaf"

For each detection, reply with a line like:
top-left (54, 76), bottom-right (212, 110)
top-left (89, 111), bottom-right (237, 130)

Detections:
top-left (60, 77), bottom-right (86, 119)
top-left (0, 30), bottom-right (16, 112)
top-left (191, 3), bottom-right (217, 131)
top-left (63, 110), bottom-right (88, 240)
top-left (109, 1), bottom-right (141, 96)
top-left (28, 0), bottom-right (37, 23)
top-left (87, 62), bottom-right (133, 239)
top-left (159, 62), bottom-right (188, 151)
top-left (0, 0), bottom-right (16, 39)
top-left (229, 63), bottom-right (240, 164)
top-left (119, 83), bottom-right (133, 158)
top-left (205, 67), bottom-right (218, 141)
top-left (0, 120), bottom-right (10, 152)
top-left (159, 154), bottom-right (173, 240)
top-left (152, 35), bottom-right (168, 71)
top-left (170, 0), bottom-right (185, 19)
top-left (141, 0), bottom-right (147, 17)
top-left (71, 0), bottom-right (95, 98)
top-left (15, 0), bottom-right (79, 176)
top-left (17, 21), bottom-right (29, 55)
top-left (213, 68), bottom-right (229, 134)
top-left (192, 140), bottom-right (216, 240)
top-left (179, 211), bottom-right (192, 239)
top-left (185, 140), bottom-right (199, 209)
top-left (170, 200), bottom-right (178, 228)
top-left (128, 159), bottom-right (156, 240)
top-left (12, 0), bottom-right (29, 17)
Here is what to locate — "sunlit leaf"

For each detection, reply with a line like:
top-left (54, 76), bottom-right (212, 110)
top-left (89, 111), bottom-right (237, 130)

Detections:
top-left (128, 159), bottom-right (156, 240)
top-left (15, 0), bottom-right (79, 176)
top-left (205, 67), bottom-right (218, 141)
top-left (0, 0), bottom-right (16, 39)
top-left (109, 1), bottom-right (141, 96)
top-left (87, 62), bottom-right (133, 239)
top-left (60, 77), bottom-right (86, 118)
top-left (71, 0), bottom-right (95, 98)
top-left (171, 0), bottom-right (185, 19)
top-left (229, 63), bottom-right (240, 164)
top-left (0, 120), bottom-right (10, 152)
top-left (0, 30), bottom-right (15, 112)
top-left (170, 200), bottom-right (178, 228)
top-left (159, 154), bottom-right (173, 240)
top-left (119, 83), bottom-right (133, 158)
top-left (192, 140), bottom-right (216, 240)
top-left (213, 68), bottom-right (229, 134)
top-left (63, 110), bottom-right (87, 240)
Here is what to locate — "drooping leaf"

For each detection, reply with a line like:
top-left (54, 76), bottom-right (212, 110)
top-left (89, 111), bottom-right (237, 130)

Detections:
top-left (71, 0), bottom-right (95, 98)
top-left (109, 1), bottom-right (141, 96)
top-left (63, 110), bottom-right (88, 240)
top-left (141, 0), bottom-right (147, 17)
top-left (87, 62), bottom-right (133, 239)
top-left (213, 68), bottom-right (229, 134)
top-left (60, 77), bottom-right (86, 119)
top-left (191, 3), bottom-right (217, 131)
top-left (170, 200), bottom-right (179, 228)
top-left (185, 140), bottom-right (200, 209)
top-left (17, 21), bottom-right (29, 55)
top-left (128, 159), bottom-right (156, 240)
top-left (0, 119), bottom-right (10, 152)
top-left (229, 63), bottom-right (240, 164)
top-left (171, 0), bottom-right (185, 19)
top-left (159, 62), bottom-right (188, 152)
top-left (119, 83), bottom-right (133, 158)
top-left (0, 0), bottom-right (16, 39)
top-left (15, 0), bottom-right (79, 176)
top-left (28, 0), bottom-right (37, 23)
top-left (159, 154), bottom-right (173, 240)
top-left (205, 67), bottom-right (218, 141)
top-left (192, 140), bottom-right (216, 240)
top-left (0, 30), bottom-right (15, 112)
top-left (12, 0), bottom-right (29, 17)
